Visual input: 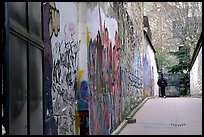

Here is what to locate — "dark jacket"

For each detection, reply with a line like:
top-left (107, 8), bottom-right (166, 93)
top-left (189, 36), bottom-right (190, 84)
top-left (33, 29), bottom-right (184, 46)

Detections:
top-left (157, 77), bottom-right (167, 87)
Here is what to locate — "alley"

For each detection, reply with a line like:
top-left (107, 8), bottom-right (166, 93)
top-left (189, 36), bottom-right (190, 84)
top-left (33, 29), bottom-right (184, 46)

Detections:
top-left (2, 2), bottom-right (202, 135)
top-left (119, 97), bottom-right (202, 135)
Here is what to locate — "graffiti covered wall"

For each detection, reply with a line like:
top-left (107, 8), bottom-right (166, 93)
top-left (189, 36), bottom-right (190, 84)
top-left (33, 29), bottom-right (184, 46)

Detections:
top-left (43, 2), bottom-right (158, 135)
top-left (143, 31), bottom-right (159, 97)
top-left (87, 4), bottom-right (122, 134)
top-left (118, 2), bottom-right (145, 118)
top-left (43, 2), bottom-right (80, 135)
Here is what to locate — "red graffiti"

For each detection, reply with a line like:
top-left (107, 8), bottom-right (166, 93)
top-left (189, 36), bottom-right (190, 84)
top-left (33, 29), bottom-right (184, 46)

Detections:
top-left (80, 111), bottom-right (88, 121)
top-left (104, 28), bottom-right (109, 46)
top-left (88, 9), bottom-right (122, 134)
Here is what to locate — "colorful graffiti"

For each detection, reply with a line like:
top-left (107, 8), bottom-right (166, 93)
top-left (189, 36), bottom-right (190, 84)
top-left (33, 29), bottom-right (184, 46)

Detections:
top-left (143, 44), bottom-right (156, 97)
top-left (151, 66), bottom-right (154, 96)
top-left (43, 2), bottom-right (158, 135)
top-left (143, 52), bottom-right (151, 97)
top-left (78, 80), bottom-right (89, 135)
top-left (88, 8), bottom-right (122, 135)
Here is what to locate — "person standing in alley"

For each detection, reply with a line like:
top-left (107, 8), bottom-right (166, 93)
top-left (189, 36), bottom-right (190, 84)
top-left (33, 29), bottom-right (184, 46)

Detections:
top-left (157, 73), bottom-right (168, 98)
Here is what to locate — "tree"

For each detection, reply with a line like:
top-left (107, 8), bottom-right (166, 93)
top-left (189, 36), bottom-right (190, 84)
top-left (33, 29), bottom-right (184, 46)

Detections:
top-left (168, 46), bottom-right (190, 95)
top-left (155, 50), bottom-right (168, 73)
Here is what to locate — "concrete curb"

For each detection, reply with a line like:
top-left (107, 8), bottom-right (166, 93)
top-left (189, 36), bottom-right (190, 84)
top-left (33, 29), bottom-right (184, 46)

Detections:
top-left (111, 119), bottom-right (128, 135)
top-left (111, 96), bottom-right (155, 135)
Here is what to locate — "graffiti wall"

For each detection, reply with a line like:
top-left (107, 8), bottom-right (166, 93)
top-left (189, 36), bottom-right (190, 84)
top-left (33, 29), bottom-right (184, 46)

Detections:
top-left (43, 2), bottom-right (80, 135)
top-left (87, 4), bottom-right (122, 134)
top-left (43, 2), bottom-right (158, 135)
top-left (143, 31), bottom-right (159, 97)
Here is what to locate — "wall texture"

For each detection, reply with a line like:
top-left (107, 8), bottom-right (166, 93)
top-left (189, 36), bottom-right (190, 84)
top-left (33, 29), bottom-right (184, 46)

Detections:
top-left (43, 2), bottom-right (159, 135)
top-left (190, 47), bottom-right (202, 97)
top-left (117, 2), bottom-right (145, 119)
top-left (189, 32), bottom-right (202, 97)
top-left (143, 31), bottom-right (159, 97)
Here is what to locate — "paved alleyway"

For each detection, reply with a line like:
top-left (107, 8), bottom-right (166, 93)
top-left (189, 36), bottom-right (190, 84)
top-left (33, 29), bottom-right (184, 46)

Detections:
top-left (119, 97), bottom-right (202, 135)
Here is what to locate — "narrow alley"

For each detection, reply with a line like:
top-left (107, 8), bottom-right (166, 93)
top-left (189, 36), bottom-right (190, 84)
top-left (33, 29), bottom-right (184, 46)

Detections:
top-left (2, 2), bottom-right (202, 135)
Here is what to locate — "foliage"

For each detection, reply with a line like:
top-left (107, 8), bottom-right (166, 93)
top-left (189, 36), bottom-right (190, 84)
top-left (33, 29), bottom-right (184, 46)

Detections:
top-left (155, 51), bottom-right (168, 72)
top-left (167, 46), bottom-right (190, 95)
